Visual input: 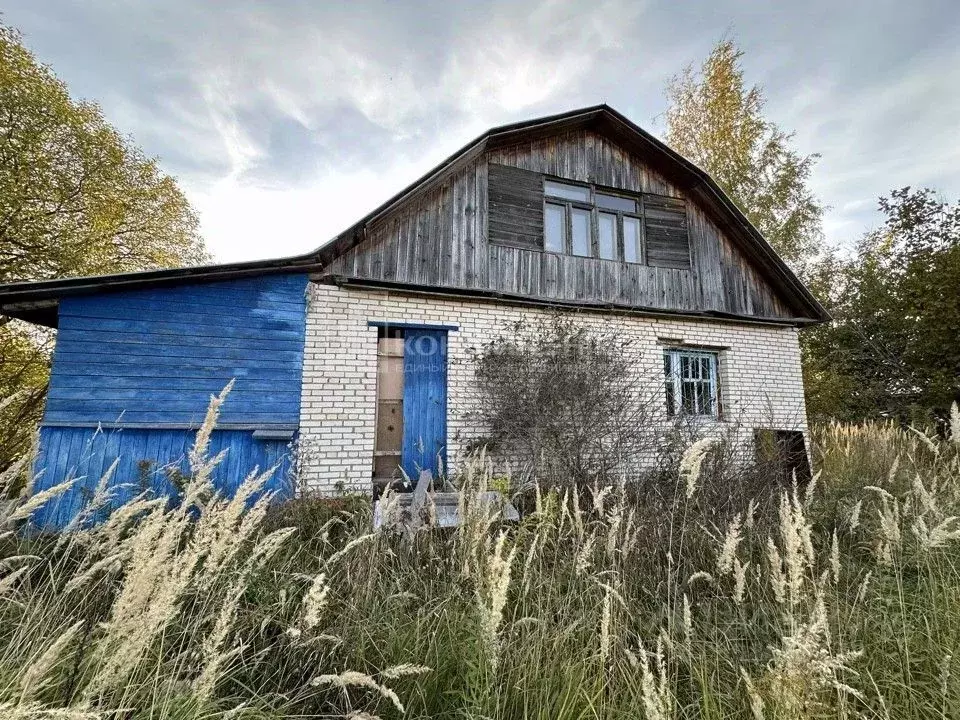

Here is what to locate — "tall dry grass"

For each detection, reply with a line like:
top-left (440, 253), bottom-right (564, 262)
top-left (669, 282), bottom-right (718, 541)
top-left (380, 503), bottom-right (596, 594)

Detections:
top-left (1, 397), bottom-right (959, 718)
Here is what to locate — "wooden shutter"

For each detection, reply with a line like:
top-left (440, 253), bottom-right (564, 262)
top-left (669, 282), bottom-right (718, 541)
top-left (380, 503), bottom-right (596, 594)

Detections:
top-left (643, 194), bottom-right (691, 269)
top-left (487, 163), bottom-right (544, 250)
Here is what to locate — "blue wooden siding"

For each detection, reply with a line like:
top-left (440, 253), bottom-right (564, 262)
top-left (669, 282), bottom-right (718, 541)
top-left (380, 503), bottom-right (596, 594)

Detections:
top-left (31, 425), bottom-right (295, 530)
top-left (401, 329), bottom-right (448, 479)
top-left (45, 274), bottom-right (308, 428)
top-left (32, 273), bottom-right (308, 529)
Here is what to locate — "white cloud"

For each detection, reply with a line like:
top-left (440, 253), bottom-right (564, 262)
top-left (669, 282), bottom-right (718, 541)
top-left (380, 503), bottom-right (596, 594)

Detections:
top-left (187, 158), bottom-right (435, 260)
top-left (166, 0), bottom-right (650, 260)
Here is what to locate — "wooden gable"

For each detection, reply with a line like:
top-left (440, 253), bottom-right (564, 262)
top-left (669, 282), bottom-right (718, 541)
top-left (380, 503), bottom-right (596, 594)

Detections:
top-left (321, 125), bottom-right (809, 323)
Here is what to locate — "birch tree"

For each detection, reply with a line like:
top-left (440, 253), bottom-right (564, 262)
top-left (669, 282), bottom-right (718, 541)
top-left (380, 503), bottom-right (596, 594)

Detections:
top-left (664, 40), bottom-right (824, 269)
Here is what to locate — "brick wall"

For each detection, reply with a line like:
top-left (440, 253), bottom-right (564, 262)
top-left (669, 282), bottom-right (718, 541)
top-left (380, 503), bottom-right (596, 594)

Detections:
top-left (298, 283), bottom-right (808, 495)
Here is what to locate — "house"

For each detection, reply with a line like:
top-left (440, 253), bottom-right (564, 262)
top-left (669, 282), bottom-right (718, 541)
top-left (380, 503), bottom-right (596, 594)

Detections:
top-left (0, 105), bottom-right (828, 526)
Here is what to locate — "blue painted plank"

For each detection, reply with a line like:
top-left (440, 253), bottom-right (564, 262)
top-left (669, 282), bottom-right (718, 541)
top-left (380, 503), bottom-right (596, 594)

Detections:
top-left (30, 426), bottom-right (296, 530)
top-left (58, 312), bottom-right (306, 336)
top-left (96, 429), bottom-right (125, 519)
top-left (52, 358), bottom-right (294, 375)
top-left (87, 293), bottom-right (304, 314)
top-left (46, 389), bottom-right (301, 405)
top-left (54, 429), bottom-right (87, 526)
top-left (48, 376), bottom-right (296, 392)
top-left (44, 274), bottom-right (308, 429)
top-left (220, 431), bottom-right (245, 495)
top-left (401, 330), bottom-right (448, 481)
top-left (68, 278), bottom-right (306, 305)
top-left (53, 329), bottom-right (305, 351)
top-left (138, 431), bottom-right (163, 499)
top-left (45, 403), bottom-right (301, 419)
top-left (31, 428), bottom-right (60, 527)
top-left (53, 340), bottom-right (304, 363)
top-left (42, 411), bottom-right (297, 426)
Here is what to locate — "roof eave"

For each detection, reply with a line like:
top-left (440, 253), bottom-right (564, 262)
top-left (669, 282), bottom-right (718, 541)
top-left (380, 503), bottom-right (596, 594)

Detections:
top-left (0, 254), bottom-right (324, 327)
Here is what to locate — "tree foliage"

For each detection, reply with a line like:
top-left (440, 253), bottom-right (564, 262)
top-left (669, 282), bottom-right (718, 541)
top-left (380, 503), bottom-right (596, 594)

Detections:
top-left (0, 23), bottom-right (208, 467)
top-left (804, 188), bottom-right (960, 425)
top-left (665, 40), bottom-right (824, 268)
top-left (0, 24), bottom-right (207, 282)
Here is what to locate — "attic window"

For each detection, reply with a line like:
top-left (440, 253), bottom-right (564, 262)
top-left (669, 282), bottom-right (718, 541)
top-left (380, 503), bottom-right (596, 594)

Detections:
top-left (542, 179), bottom-right (689, 268)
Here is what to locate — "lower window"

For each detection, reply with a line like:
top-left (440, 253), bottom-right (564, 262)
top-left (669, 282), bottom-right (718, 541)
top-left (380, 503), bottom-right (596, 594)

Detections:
top-left (663, 348), bottom-right (719, 417)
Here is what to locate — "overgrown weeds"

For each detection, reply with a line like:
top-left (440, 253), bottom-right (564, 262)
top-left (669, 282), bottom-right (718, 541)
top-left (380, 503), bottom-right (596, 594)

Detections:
top-left (2, 398), bottom-right (960, 718)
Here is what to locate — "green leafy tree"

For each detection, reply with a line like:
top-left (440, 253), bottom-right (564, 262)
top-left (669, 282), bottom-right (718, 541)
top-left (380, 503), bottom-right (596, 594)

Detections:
top-left (664, 39), bottom-right (825, 268)
top-left (803, 188), bottom-right (960, 425)
top-left (0, 23), bottom-right (208, 467)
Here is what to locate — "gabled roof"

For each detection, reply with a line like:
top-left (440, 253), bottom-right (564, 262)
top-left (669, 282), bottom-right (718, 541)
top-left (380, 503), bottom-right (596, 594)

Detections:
top-left (0, 104), bottom-right (829, 327)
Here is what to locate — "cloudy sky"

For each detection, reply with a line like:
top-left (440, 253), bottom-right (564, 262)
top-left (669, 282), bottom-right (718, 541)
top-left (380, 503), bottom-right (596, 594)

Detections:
top-left (7, 1), bottom-right (960, 262)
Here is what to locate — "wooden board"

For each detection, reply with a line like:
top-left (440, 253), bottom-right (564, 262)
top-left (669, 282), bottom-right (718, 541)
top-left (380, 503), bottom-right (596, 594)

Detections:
top-left (401, 330), bottom-right (448, 479)
top-left (487, 163), bottom-right (544, 249)
top-left (30, 425), bottom-right (296, 530)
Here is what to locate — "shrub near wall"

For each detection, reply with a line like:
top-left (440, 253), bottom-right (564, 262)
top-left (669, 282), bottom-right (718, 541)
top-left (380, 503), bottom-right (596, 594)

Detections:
top-left (470, 315), bottom-right (667, 486)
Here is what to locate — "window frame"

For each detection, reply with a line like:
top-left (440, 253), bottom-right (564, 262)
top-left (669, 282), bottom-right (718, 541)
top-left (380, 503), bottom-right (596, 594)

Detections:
top-left (663, 348), bottom-right (721, 419)
top-left (543, 178), bottom-right (647, 264)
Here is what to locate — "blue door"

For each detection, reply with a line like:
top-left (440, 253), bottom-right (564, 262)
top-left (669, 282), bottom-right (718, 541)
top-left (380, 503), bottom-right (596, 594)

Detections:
top-left (401, 329), bottom-right (448, 481)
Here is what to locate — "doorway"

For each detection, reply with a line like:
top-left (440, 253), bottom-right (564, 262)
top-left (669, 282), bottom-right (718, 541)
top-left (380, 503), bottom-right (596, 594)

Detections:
top-left (373, 325), bottom-right (448, 488)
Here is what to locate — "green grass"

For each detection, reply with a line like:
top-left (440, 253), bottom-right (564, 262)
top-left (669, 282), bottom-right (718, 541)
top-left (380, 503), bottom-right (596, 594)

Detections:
top-left (1, 415), bottom-right (959, 719)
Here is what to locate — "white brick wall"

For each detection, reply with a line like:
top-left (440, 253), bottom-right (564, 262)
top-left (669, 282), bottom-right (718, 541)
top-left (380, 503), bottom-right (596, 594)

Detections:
top-left (298, 283), bottom-right (809, 495)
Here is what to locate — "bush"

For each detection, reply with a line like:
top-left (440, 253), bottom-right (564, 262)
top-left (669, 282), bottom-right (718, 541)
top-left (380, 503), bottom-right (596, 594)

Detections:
top-left (470, 315), bottom-right (665, 487)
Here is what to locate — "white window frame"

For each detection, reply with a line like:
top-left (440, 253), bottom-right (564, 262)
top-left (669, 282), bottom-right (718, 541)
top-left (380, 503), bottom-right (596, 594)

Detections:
top-left (542, 179), bottom-right (645, 263)
top-left (663, 348), bottom-right (720, 418)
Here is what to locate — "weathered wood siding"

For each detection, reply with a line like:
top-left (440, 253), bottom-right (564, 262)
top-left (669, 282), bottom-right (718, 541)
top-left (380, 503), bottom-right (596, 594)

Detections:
top-left (325, 130), bottom-right (795, 320)
top-left (643, 194), bottom-right (691, 269)
top-left (45, 274), bottom-right (309, 428)
top-left (487, 163), bottom-right (544, 250)
top-left (31, 426), bottom-right (295, 529)
top-left (32, 273), bottom-right (308, 529)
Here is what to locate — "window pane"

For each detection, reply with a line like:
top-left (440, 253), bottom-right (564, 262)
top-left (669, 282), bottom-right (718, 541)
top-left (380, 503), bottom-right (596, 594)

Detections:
top-left (623, 216), bottom-right (642, 263)
top-left (545, 180), bottom-right (590, 202)
top-left (571, 207), bottom-right (591, 256)
top-left (701, 382), bottom-right (714, 415)
top-left (544, 203), bottom-right (565, 252)
top-left (664, 353), bottom-right (675, 416)
top-left (598, 212), bottom-right (616, 260)
top-left (596, 193), bottom-right (636, 212)
top-left (666, 350), bottom-right (718, 417)
top-left (695, 382), bottom-right (709, 415)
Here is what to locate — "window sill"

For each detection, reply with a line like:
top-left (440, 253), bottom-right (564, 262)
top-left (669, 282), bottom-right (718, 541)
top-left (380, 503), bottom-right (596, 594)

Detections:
top-left (667, 414), bottom-right (727, 426)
